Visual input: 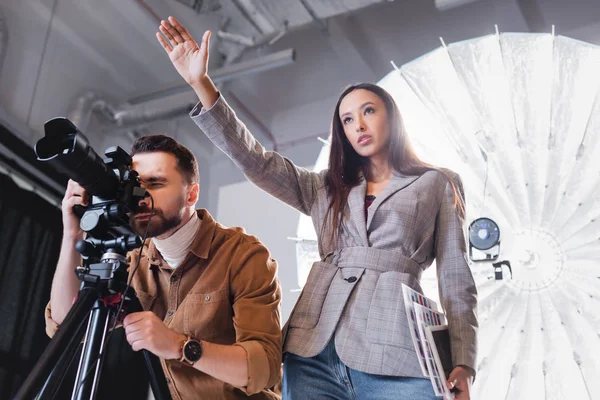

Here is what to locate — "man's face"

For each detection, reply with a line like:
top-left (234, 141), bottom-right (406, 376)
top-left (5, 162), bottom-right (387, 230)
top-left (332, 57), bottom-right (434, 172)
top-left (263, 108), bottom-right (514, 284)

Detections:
top-left (130, 151), bottom-right (196, 239)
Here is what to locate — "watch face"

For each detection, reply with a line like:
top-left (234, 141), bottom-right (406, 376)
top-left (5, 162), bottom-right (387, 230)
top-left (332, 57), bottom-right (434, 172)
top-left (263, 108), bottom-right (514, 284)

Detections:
top-left (184, 340), bottom-right (202, 362)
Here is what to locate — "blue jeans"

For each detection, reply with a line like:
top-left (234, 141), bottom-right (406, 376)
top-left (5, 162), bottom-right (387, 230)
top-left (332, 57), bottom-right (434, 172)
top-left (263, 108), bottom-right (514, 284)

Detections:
top-left (282, 339), bottom-right (438, 399)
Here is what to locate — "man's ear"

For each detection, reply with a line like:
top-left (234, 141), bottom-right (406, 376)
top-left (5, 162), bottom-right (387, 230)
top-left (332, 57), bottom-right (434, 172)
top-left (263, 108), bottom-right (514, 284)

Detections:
top-left (187, 183), bottom-right (199, 206)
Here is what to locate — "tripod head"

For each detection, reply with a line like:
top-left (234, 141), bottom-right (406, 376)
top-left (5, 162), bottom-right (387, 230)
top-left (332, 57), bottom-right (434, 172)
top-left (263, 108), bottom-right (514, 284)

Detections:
top-left (75, 235), bottom-right (142, 291)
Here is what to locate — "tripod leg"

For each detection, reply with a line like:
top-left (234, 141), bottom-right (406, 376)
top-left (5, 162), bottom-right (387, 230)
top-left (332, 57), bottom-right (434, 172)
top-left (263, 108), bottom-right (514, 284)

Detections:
top-left (142, 351), bottom-right (172, 400)
top-left (37, 313), bottom-right (87, 400)
top-left (13, 288), bottom-right (99, 400)
top-left (72, 300), bottom-right (111, 400)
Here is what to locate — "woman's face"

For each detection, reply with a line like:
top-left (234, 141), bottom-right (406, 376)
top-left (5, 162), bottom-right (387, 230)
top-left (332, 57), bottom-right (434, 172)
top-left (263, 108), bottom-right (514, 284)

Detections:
top-left (338, 89), bottom-right (391, 160)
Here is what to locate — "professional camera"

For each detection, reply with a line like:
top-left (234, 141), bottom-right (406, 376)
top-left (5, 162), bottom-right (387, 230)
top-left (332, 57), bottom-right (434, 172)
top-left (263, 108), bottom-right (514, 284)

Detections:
top-left (34, 117), bottom-right (148, 282)
top-left (35, 117), bottom-right (147, 237)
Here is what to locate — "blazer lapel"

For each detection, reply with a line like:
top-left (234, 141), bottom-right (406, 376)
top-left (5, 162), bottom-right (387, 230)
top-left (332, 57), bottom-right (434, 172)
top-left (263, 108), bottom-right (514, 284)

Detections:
top-left (366, 172), bottom-right (420, 230)
top-left (347, 176), bottom-right (369, 246)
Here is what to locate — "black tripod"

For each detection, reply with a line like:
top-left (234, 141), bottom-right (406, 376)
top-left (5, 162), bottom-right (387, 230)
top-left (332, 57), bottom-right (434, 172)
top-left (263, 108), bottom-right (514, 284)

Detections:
top-left (14, 235), bottom-right (171, 400)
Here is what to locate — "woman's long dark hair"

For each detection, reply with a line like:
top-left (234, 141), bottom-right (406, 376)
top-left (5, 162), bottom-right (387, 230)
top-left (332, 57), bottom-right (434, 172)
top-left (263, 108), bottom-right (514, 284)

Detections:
top-left (323, 83), bottom-right (465, 243)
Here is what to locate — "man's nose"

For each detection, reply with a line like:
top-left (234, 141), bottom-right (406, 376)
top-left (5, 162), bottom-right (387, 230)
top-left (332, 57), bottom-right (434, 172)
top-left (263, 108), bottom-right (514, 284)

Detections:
top-left (138, 196), bottom-right (149, 208)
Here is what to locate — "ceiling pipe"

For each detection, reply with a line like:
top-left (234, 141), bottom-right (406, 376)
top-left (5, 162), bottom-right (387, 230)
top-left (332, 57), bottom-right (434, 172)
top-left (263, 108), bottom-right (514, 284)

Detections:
top-left (111, 102), bottom-right (195, 127)
top-left (128, 48), bottom-right (295, 104)
top-left (68, 91), bottom-right (118, 131)
top-left (217, 30), bottom-right (256, 47)
top-left (68, 91), bottom-right (194, 133)
top-left (230, 0), bottom-right (275, 35)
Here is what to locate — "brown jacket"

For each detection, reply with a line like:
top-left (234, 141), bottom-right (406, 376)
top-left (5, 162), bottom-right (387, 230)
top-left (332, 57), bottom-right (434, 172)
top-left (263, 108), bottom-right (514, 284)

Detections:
top-left (46, 209), bottom-right (282, 399)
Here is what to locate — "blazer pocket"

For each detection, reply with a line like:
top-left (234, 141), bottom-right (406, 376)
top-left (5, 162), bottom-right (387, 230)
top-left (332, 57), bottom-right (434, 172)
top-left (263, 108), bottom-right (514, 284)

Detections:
top-left (366, 271), bottom-right (421, 349)
top-left (184, 288), bottom-right (232, 340)
top-left (289, 261), bottom-right (337, 330)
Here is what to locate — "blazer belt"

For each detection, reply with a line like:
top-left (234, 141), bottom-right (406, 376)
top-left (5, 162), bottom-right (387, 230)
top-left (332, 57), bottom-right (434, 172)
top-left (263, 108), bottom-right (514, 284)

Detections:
top-left (324, 247), bottom-right (422, 277)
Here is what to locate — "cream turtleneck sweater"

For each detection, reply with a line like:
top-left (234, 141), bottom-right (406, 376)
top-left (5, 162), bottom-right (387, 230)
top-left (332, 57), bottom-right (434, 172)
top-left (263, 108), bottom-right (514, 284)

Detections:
top-left (152, 212), bottom-right (200, 269)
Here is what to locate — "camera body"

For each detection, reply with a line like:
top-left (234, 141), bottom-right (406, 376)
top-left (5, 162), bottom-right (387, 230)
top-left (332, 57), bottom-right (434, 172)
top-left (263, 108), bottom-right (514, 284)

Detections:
top-left (75, 145), bottom-right (147, 239)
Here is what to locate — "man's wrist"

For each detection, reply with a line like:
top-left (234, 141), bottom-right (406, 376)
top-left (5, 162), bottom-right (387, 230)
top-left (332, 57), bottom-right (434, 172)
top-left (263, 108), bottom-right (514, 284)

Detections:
top-left (178, 336), bottom-right (204, 365)
top-left (173, 333), bottom-right (187, 360)
top-left (62, 232), bottom-right (83, 242)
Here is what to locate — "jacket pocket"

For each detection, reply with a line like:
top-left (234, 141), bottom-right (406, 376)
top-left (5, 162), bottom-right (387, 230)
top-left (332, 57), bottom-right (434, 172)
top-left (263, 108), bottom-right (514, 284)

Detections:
top-left (184, 288), bottom-right (232, 340)
top-left (366, 271), bottom-right (421, 349)
top-left (289, 261), bottom-right (337, 330)
top-left (135, 290), bottom-right (155, 311)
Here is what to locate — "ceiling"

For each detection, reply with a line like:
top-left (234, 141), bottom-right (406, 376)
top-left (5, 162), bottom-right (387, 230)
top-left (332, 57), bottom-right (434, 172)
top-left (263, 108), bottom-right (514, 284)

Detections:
top-left (2, 1), bottom-right (600, 398)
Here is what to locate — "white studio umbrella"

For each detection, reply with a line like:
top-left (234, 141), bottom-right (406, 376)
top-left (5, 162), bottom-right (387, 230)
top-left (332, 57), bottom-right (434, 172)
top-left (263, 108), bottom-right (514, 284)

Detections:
top-left (296, 30), bottom-right (600, 399)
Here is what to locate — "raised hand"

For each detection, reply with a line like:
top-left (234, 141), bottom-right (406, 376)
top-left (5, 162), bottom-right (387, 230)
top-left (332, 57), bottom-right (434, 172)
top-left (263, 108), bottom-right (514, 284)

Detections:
top-left (156, 16), bottom-right (211, 88)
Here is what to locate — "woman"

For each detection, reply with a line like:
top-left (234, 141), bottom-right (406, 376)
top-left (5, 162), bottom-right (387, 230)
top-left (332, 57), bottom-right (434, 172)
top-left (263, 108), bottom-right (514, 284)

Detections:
top-left (156, 16), bottom-right (477, 400)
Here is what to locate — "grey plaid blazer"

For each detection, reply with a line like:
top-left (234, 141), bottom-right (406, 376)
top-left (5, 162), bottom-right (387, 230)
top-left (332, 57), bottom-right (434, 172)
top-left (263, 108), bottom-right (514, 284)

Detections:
top-left (191, 94), bottom-right (478, 377)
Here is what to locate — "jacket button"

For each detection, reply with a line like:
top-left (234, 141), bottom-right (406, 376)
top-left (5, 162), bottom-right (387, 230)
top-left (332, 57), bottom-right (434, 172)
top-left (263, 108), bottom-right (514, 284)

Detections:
top-left (205, 295), bottom-right (211, 301)
top-left (167, 310), bottom-right (174, 317)
top-left (346, 276), bottom-right (357, 283)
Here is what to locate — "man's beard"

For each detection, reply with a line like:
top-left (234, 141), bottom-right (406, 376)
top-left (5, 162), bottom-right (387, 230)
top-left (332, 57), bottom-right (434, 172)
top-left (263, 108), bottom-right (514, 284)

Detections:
top-left (130, 208), bottom-right (184, 238)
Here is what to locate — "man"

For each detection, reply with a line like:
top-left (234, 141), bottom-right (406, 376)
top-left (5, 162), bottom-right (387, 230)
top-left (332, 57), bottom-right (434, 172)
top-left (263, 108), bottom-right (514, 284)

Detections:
top-left (45, 135), bottom-right (282, 399)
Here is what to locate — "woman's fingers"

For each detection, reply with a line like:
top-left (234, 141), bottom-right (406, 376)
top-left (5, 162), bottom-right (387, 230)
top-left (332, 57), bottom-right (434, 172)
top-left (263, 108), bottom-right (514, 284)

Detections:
top-left (168, 16), bottom-right (195, 43)
top-left (156, 32), bottom-right (172, 53)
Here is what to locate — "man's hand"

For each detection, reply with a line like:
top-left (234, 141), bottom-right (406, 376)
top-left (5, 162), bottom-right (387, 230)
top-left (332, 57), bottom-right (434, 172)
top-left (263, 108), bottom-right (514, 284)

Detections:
top-left (156, 16), bottom-right (211, 89)
top-left (61, 179), bottom-right (88, 240)
top-left (447, 365), bottom-right (474, 399)
top-left (123, 311), bottom-right (186, 360)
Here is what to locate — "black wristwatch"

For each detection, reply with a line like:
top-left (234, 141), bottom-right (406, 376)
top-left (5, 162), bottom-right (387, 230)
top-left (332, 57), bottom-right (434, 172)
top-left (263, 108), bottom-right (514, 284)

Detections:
top-left (180, 336), bottom-right (203, 365)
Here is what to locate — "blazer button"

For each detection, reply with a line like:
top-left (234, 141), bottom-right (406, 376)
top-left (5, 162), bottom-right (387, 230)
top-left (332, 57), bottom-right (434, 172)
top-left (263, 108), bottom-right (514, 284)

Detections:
top-left (346, 276), bottom-right (357, 283)
top-left (167, 310), bottom-right (174, 317)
